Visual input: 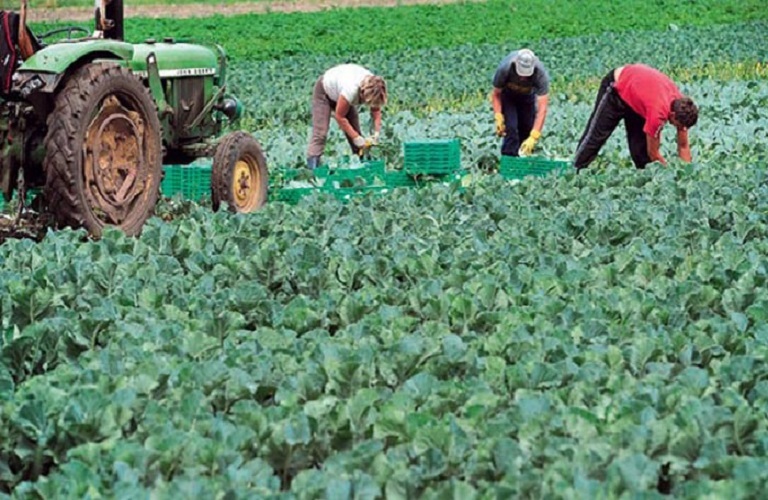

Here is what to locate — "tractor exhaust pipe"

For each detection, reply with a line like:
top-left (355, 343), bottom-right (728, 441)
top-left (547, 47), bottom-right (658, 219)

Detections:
top-left (95, 0), bottom-right (124, 40)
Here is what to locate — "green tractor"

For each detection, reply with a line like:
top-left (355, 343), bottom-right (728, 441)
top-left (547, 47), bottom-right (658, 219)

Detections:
top-left (1, 0), bottom-right (268, 236)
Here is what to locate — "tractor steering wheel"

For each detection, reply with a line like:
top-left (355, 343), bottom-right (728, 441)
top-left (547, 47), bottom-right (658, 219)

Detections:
top-left (37, 26), bottom-right (91, 42)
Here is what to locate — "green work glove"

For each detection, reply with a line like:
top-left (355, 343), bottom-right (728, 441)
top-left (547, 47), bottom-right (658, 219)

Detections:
top-left (494, 113), bottom-right (506, 137)
top-left (519, 129), bottom-right (541, 156)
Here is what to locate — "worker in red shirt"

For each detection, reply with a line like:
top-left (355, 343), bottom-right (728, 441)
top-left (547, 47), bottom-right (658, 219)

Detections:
top-left (573, 64), bottom-right (698, 170)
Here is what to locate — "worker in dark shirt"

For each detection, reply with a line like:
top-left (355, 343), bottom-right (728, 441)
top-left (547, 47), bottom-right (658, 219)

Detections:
top-left (491, 48), bottom-right (550, 157)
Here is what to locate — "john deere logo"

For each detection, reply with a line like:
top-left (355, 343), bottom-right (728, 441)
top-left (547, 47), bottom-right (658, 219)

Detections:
top-left (171, 68), bottom-right (217, 77)
top-left (133, 68), bottom-right (216, 78)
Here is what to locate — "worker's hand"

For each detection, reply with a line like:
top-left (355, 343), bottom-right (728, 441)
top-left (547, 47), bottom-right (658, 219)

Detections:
top-left (519, 130), bottom-right (541, 156)
top-left (352, 135), bottom-right (367, 148)
top-left (372, 131), bottom-right (380, 144)
top-left (355, 136), bottom-right (377, 157)
top-left (494, 113), bottom-right (505, 137)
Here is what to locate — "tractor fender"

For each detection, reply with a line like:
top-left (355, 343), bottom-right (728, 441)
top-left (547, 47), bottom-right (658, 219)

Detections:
top-left (13, 40), bottom-right (134, 96)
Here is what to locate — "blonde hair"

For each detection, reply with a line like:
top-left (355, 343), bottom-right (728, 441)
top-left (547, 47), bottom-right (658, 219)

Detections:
top-left (360, 75), bottom-right (387, 108)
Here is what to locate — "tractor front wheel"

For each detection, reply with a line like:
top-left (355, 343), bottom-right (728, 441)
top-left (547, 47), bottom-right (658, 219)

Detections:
top-left (44, 63), bottom-right (162, 236)
top-left (211, 132), bottom-right (268, 213)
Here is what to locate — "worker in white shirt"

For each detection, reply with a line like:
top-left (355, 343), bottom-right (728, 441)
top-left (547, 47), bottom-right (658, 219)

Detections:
top-left (306, 64), bottom-right (387, 169)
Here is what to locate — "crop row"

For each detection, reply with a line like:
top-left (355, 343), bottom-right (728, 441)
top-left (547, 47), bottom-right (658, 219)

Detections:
top-left (223, 20), bottom-right (768, 172)
top-left (5, 3), bottom-right (767, 497)
top-left (32, 0), bottom-right (768, 62)
top-left (227, 21), bottom-right (767, 127)
top-left (3, 162), bottom-right (768, 497)
top-left (250, 78), bottom-right (768, 172)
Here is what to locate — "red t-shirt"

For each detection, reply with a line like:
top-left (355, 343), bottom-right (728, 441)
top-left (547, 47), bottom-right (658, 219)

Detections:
top-left (614, 64), bottom-right (682, 138)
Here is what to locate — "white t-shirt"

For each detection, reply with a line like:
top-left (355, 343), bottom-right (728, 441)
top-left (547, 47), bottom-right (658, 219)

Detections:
top-left (322, 64), bottom-right (372, 105)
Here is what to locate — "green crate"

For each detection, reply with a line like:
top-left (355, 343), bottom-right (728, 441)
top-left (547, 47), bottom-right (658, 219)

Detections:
top-left (383, 170), bottom-right (418, 188)
top-left (161, 165), bottom-right (212, 200)
top-left (404, 139), bottom-right (461, 175)
top-left (316, 160), bottom-right (386, 188)
top-left (160, 166), bottom-right (183, 196)
top-left (499, 156), bottom-right (570, 180)
top-left (183, 165), bottom-right (212, 200)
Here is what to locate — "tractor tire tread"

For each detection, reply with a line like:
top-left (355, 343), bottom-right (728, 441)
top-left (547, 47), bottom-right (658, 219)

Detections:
top-left (43, 63), bottom-right (162, 236)
top-left (211, 131), bottom-right (268, 213)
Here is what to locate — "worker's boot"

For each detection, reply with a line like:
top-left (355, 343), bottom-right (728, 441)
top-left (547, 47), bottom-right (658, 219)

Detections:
top-left (306, 156), bottom-right (321, 170)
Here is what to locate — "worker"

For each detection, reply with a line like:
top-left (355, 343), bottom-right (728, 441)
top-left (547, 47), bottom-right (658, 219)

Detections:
top-left (491, 48), bottom-right (550, 157)
top-left (573, 63), bottom-right (698, 170)
top-left (92, 0), bottom-right (124, 40)
top-left (306, 64), bottom-right (387, 170)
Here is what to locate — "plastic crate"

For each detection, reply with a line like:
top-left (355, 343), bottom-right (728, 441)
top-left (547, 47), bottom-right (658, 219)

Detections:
top-left (161, 165), bottom-right (212, 200)
top-left (404, 139), bottom-right (461, 175)
top-left (160, 166), bottom-right (183, 197)
top-left (183, 165), bottom-right (212, 200)
top-left (316, 160), bottom-right (386, 188)
top-left (383, 170), bottom-right (418, 188)
top-left (499, 156), bottom-right (570, 180)
top-left (269, 167), bottom-right (316, 191)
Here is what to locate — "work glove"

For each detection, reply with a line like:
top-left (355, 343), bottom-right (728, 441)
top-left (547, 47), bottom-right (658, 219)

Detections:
top-left (353, 135), bottom-right (367, 148)
top-left (519, 130), bottom-right (541, 156)
top-left (354, 135), bottom-right (377, 157)
top-left (494, 113), bottom-right (506, 137)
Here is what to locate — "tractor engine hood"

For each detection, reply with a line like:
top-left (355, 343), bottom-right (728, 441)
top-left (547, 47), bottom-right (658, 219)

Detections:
top-left (130, 41), bottom-right (220, 78)
top-left (12, 39), bottom-right (222, 98)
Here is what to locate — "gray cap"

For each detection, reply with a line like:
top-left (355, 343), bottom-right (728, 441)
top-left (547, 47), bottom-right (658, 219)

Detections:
top-left (515, 49), bottom-right (536, 77)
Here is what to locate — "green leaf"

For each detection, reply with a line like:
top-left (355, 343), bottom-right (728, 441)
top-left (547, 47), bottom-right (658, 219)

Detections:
top-left (0, 364), bottom-right (14, 401)
top-left (284, 414), bottom-right (312, 446)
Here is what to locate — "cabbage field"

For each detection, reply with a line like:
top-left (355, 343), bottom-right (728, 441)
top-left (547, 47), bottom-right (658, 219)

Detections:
top-left (2, 0), bottom-right (768, 497)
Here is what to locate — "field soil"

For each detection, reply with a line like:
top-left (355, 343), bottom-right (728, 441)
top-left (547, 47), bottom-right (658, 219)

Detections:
top-left (0, 212), bottom-right (54, 243)
top-left (27, 0), bottom-right (472, 22)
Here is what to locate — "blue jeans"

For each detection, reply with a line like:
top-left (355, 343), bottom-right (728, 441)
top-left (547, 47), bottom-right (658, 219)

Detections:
top-left (501, 90), bottom-right (536, 157)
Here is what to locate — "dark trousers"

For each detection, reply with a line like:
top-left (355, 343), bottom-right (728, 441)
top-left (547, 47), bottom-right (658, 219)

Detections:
top-left (501, 90), bottom-right (536, 157)
top-left (573, 70), bottom-right (651, 170)
top-left (307, 77), bottom-right (363, 158)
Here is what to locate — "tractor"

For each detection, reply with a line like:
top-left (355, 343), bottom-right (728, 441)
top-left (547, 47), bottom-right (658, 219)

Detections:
top-left (0, 0), bottom-right (268, 236)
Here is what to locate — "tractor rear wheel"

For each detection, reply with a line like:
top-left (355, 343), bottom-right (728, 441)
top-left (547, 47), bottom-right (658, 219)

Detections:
top-left (211, 132), bottom-right (268, 213)
top-left (44, 63), bottom-right (162, 236)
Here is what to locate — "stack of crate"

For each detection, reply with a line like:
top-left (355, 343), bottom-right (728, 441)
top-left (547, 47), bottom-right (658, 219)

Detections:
top-left (403, 138), bottom-right (462, 177)
top-left (272, 160), bottom-right (389, 204)
top-left (161, 165), bottom-right (212, 201)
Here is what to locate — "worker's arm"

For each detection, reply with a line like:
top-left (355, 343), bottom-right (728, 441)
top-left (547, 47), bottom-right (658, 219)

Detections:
top-left (646, 133), bottom-right (667, 166)
top-left (532, 93), bottom-right (549, 134)
top-left (677, 127), bottom-right (692, 162)
top-left (518, 93), bottom-right (549, 155)
top-left (335, 96), bottom-right (363, 140)
top-left (371, 107), bottom-right (382, 137)
top-left (491, 87), bottom-right (505, 136)
top-left (491, 87), bottom-right (503, 114)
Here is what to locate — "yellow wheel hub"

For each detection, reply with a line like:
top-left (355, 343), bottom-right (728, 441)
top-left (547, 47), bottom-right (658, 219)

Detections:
top-left (232, 157), bottom-right (260, 211)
